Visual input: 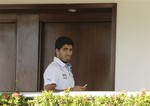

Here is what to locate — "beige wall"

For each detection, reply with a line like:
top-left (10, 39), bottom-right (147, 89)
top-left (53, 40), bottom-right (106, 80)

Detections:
top-left (116, 0), bottom-right (150, 91)
top-left (0, 0), bottom-right (150, 91)
top-left (148, 0), bottom-right (150, 91)
top-left (0, 0), bottom-right (117, 4)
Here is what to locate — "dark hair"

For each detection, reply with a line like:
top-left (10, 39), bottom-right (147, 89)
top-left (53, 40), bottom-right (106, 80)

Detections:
top-left (55, 36), bottom-right (74, 50)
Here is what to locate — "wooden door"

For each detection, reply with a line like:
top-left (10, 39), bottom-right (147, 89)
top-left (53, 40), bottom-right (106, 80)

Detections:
top-left (16, 14), bottom-right (39, 91)
top-left (40, 22), bottom-right (113, 91)
top-left (0, 14), bottom-right (39, 91)
top-left (0, 14), bottom-right (16, 91)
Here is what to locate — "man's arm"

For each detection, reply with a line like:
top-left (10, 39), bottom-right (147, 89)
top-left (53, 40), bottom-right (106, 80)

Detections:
top-left (45, 84), bottom-right (64, 92)
top-left (45, 84), bottom-right (86, 92)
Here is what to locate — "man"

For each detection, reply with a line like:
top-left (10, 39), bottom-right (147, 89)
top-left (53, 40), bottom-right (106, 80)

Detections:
top-left (44, 36), bottom-right (86, 92)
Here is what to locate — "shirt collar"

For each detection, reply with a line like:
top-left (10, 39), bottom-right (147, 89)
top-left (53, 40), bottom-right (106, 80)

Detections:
top-left (54, 57), bottom-right (71, 68)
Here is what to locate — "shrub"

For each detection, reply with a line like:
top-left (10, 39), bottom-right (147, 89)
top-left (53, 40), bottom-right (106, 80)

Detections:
top-left (0, 92), bottom-right (27, 106)
top-left (1, 89), bottom-right (150, 106)
top-left (27, 89), bottom-right (150, 106)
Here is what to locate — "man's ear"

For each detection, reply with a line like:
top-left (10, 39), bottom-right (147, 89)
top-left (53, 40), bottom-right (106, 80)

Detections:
top-left (55, 49), bottom-right (59, 57)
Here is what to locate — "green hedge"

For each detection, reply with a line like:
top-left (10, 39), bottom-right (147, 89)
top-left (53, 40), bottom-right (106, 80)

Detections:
top-left (1, 89), bottom-right (150, 106)
top-left (0, 92), bottom-right (27, 106)
top-left (28, 89), bottom-right (150, 106)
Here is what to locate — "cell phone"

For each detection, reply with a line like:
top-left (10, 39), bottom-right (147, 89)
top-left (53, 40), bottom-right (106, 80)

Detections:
top-left (84, 84), bottom-right (88, 87)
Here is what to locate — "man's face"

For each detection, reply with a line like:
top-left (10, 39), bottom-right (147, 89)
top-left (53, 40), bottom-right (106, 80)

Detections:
top-left (56, 44), bottom-right (73, 63)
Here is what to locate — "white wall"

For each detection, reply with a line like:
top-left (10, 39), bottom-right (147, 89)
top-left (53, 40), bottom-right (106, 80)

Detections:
top-left (116, 0), bottom-right (150, 91)
top-left (0, 0), bottom-right (150, 91)
top-left (148, 0), bottom-right (150, 91)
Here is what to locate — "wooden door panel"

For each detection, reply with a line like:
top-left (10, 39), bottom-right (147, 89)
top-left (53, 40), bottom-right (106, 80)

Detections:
top-left (16, 14), bottom-right (39, 91)
top-left (76, 22), bottom-right (111, 90)
top-left (41, 22), bottom-right (112, 91)
top-left (0, 23), bottom-right (16, 91)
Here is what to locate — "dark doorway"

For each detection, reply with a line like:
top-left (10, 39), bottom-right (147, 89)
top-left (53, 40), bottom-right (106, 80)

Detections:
top-left (39, 3), bottom-right (116, 91)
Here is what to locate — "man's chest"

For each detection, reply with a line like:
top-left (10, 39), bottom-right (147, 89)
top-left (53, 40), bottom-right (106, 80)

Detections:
top-left (58, 68), bottom-right (73, 81)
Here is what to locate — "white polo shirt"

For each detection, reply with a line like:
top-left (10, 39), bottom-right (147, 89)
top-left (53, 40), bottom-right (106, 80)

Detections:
top-left (44, 57), bottom-right (75, 90)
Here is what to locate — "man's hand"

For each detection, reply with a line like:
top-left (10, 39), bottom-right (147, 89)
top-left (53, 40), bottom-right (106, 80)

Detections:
top-left (72, 85), bottom-right (86, 91)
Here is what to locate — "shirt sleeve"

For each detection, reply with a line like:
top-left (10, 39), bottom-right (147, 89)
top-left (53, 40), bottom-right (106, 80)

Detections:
top-left (43, 65), bottom-right (59, 86)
